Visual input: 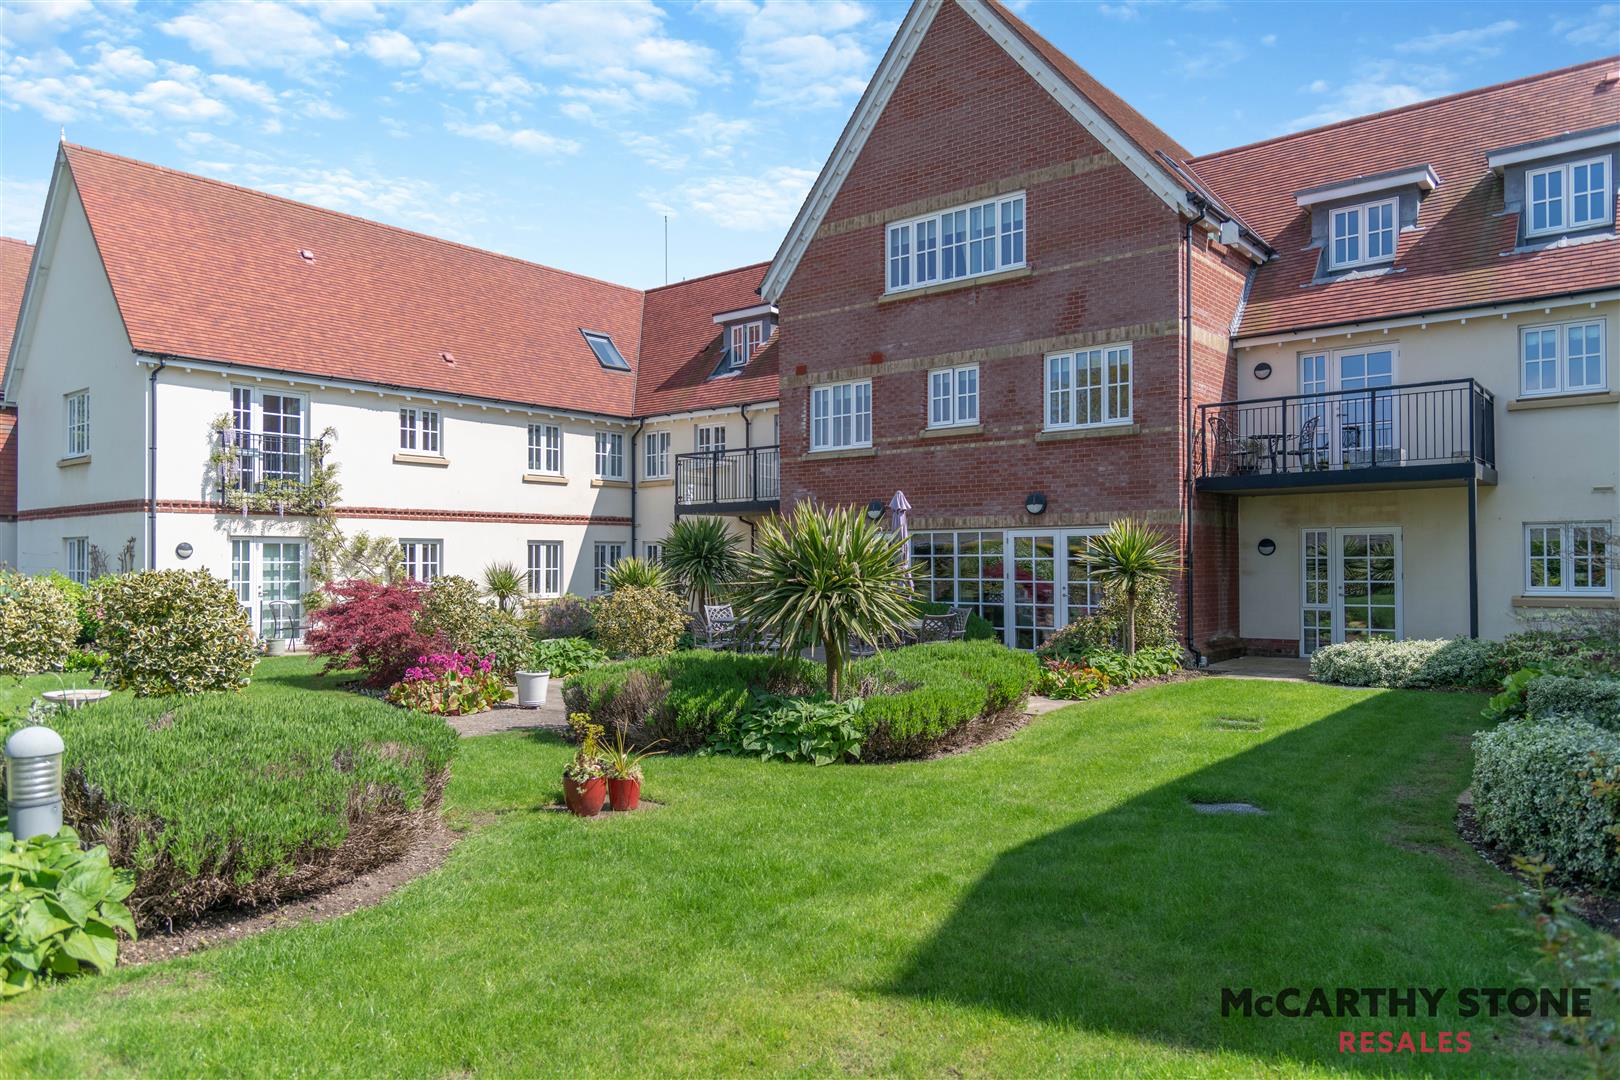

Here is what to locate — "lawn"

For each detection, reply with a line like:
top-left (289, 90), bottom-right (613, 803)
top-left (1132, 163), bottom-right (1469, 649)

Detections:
top-left (0, 658), bottom-right (1572, 1078)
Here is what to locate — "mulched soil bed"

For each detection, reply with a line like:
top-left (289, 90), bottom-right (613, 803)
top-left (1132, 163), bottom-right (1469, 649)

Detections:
top-left (1454, 795), bottom-right (1620, 935)
top-left (120, 817), bottom-right (460, 966)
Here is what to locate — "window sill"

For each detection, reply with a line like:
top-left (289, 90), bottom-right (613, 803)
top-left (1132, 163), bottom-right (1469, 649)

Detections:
top-left (1513, 594), bottom-right (1619, 609)
top-left (57, 454), bottom-right (91, 468)
top-left (639, 477), bottom-right (673, 488)
top-left (522, 472), bottom-right (567, 485)
top-left (878, 265), bottom-right (1032, 304)
top-left (804, 446), bottom-right (877, 460)
top-left (1507, 390), bottom-right (1618, 411)
top-left (1036, 422), bottom-right (1139, 443)
top-left (591, 478), bottom-right (630, 488)
top-left (921, 423), bottom-right (982, 439)
top-left (394, 452), bottom-right (448, 467)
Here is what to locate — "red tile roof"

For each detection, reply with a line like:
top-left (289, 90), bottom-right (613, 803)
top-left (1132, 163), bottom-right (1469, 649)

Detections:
top-left (64, 145), bottom-right (649, 417)
top-left (1189, 58), bottom-right (1620, 338)
top-left (0, 236), bottom-right (33, 388)
top-left (633, 262), bottom-right (777, 416)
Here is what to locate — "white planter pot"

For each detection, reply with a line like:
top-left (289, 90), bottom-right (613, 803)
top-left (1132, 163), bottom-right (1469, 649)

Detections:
top-left (265, 638), bottom-right (290, 657)
top-left (516, 670), bottom-right (551, 708)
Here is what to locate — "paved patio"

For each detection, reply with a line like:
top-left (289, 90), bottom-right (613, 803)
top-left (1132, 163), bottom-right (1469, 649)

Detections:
top-left (1206, 656), bottom-right (1313, 681)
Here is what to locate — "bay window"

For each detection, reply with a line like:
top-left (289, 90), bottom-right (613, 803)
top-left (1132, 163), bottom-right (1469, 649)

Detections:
top-left (886, 192), bottom-right (1026, 293)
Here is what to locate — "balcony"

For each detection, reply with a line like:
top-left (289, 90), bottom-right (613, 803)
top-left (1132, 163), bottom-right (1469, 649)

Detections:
top-left (674, 445), bottom-right (780, 516)
top-left (1196, 379), bottom-right (1496, 494)
top-left (213, 428), bottom-right (330, 513)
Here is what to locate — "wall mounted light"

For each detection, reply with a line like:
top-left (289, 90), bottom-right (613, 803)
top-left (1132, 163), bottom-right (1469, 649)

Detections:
top-left (1025, 492), bottom-right (1047, 516)
top-left (866, 499), bottom-right (885, 522)
top-left (175, 542), bottom-right (194, 560)
top-left (1257, 538), bottom-right (1277, 557)
top-left (1253, 362), bottom-right (1273, 380)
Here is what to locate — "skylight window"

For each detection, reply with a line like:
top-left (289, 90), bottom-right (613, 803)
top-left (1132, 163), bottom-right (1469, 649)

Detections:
top-left (582, 330), bottom-right (630, 371)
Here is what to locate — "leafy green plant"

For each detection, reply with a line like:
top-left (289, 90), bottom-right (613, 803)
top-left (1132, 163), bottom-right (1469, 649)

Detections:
top-left (600, 723), bottom-right (666, 780)
top-left (1527, 675), bottom-right (1620, 730)
top-left (417, 576), bottom-right (527, 677)
top-left (1084, 645), bottom-right (1181, 684)
top-left (0, 571), bottom-right (80, 676)
top-left (305, 533), bottom-right (404, 608)
top-left (1485, 667), bottom-right (1543, 720)
top-left (528, 637), bottom-right (608, 678)
top-left (37, 571), bottom-right (98, 644)
top-left (521, 594), bottom-right (594, 640)
top-left (1036, 659), bottom-right (1110, 700)
top-left (1040, 576), bottom-right (1179, 658)
top-left (605, 557), bottom-right (672, 592)
top-left (660, 517), bottom-right (742, 613)
top-left (1077, 519), bottom-right (1180, 655)
top-left (482, 562), bottom-right (525, 613)
top-left (92, 570), bottom-right (258, 696)
top-left (732, 502), bottom-right (919, 698)
top-left (1, 827), bottom-right (136, 997)
top-left (386, 651), bottom-right (508, 715)
top-left (709, 695), bottom-right (864, 765)
top-left (850, 641), bottom-right (1039, 757)
top-left (1310, 637), bottom-right (1499, 690)
top-left (591, 585), bottom-right (687, 658)
top-left (565, 712), bottom-right (608, 782)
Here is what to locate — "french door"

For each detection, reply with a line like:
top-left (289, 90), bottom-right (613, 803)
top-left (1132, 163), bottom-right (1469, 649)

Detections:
top-left (231, 388), bottom-right (307, 486)
top-left (1300, 527), bottom-right (1402, 655)
top-left (231, 539), bottom-right (307, 639)
top-left (1299, 348), bottom-right (1396, 467)
top-left (1004, 529), bottom-right (1104, 650)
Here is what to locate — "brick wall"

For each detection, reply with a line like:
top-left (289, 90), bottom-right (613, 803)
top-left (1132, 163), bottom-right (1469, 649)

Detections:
top-left (0, 407), bottom-right (16, 520)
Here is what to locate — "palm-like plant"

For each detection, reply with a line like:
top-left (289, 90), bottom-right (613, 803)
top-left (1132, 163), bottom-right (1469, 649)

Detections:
top-left (482, 561), bottom-right (525, 612)
top-left (605, 556), bottom-right (672, 592)
top-left (660, 517), bottom-right (742, 613)
top-left (731, 502), bottom-right (919, 699)
top-left (1080, 518), bottom-right (1181, 655)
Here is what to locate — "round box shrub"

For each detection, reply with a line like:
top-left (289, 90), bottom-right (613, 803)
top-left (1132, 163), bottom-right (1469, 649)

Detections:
top-left (0, 570), bottom-right (80, 676)
top-left (1526, 674), bottom-right (1620, 731)
top-left (1309, 637), bottom-right (1497, 689)
top-left (92, 569), bottom-right (258, 696)
top-left (592, 585), bottom-right (687, 659)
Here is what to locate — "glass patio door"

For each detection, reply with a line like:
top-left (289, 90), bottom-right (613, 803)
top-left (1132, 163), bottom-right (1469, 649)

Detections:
top-left (1003, 529), bottom-right (1105, 650)
top-left (1333, 349), bottom-right (1395, 466)
top-left (231, 539), bottom-right (306, 640)
top-left (1299, 526), bottom-right (1402, 654)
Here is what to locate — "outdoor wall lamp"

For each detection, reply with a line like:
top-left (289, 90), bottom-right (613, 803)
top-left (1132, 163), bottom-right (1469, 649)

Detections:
top-left (5, 724), bottom-right (64, 840)
top-left (1025, 492), bottom-right (1047, 516)
top-left (866, 499), bottom-right (885, 522)
top-left (1257, 538), bottom-right (1277, 556)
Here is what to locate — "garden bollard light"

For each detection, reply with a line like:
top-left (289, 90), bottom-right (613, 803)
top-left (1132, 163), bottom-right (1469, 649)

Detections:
top-left (4, 725), bottom-right (65, 840)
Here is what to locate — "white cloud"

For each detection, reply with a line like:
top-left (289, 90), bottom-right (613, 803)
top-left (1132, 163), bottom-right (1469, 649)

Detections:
top-left (700, 0), bottom-right (882, 109)
top-left (208, 73), bottom-right (280, 110)
top-left (298, 0), bottom-right (382, 25)
top-left (1287, 62), bottom-right (1454, 130)
top-left (0, 177), bottom-right (48, 241)
top-left (131, 77), bottom-right (231, 122)
top-left (90, 43), bottom-right (156, 81)
top-left (645, 164), bottom-right (817, 230)
top-left (446, 119), bottom-right (580, 155)
top-left (160, 1), bottom-right (349, 73)
top-left (418, 41), bottom-right (537, 99)
top-left (1260, 33), bottom-right (1277, 47)
top-left (1395, 20), bottom-right (1519, 58)
top-left (0, 0), bottom-right (94, 46)
top-left (1180, 38), bottom-right (1246, 79)
top-left (1552, 4), bottom-right (1619, 46)
top-left (361, 29), bottom-right (420, 66)
top-left (620, 113), bottom-right (756, 172)
top-left (1097, 2), bottom-right (1145, 20)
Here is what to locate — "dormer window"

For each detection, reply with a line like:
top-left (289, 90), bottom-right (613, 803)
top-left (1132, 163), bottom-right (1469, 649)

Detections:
top-left (1526, 157), bottom-right (1611, 236)
top-left (1329, 199), bottom-right (1397, 269)
top-left (711, 302), bottom-right (777, 378)
top-left (582, 329), bottom-right (630, 371)
top-left (727, 321), bottom-right (763, 369)
top-left (1488, 126), bottom-right (1618, 244)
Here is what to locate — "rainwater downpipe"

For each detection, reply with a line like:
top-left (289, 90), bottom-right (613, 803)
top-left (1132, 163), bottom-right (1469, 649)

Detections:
top-left (147, 358), bottom-right (166, 570)
top-left (1182, 195), bottom-right (1208, 665)
top-left (628, 417), bottom-right (646, 556)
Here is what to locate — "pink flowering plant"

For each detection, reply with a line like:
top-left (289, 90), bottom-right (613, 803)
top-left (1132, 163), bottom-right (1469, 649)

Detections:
top-left (385, 651), bottom-right (508, 716)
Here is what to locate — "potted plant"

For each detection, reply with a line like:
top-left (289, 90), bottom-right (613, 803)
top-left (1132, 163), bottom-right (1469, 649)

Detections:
top-left (562, 713), bottom-right (608, 817)
top-left (601, 722), bottom-right (666, 811)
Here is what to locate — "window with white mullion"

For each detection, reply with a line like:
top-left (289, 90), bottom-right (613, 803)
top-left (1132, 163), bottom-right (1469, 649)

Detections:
top-left (527, 540), bottom-right (562, 596)
top-left (65, 390), bottom-right (90, 457)
top-left (528, 423), bottom-right (562, 474)
top-left (1046, 344), bottom-right (1132, 430)
top-left (928, 365), bottom-right (979, 428)
top-left (1527, 156), bottom-right (1611, 236)
top-left (810, 379), bottom-right (872, 451)
top-left (400, 407), bottom-right (441, 454)
top-left (644, 430), bottom-right (671, 479)
top-left (400, 539), bottom-right (442, 583)
top-left (885, 192), bottom-right (1026, 294)
top-left (1525, 522), bottom-right (1611, 595)
top-left (1329, 198), bottom-right (1397, 269)
top-left (595, 432), bottom-right (625, 480)
top-left (1521, 320), bottom-right (1607, 396)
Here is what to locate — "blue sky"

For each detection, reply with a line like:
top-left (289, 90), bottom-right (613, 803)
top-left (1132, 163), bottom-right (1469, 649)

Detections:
top-left (1, 1), bottom-right (1615, 289)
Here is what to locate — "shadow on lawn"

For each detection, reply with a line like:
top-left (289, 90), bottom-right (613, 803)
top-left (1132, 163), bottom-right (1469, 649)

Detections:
top-left (888, 690), bottom-right (1551, 1075)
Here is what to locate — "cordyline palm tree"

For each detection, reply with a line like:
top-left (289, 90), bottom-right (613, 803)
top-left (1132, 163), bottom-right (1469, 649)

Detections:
top-left (732, 502), bottom-right (919, 699)
top-left (605, 556), bottom-right (672, 592)
top-left (1081, 518), bottom-right (1181, 655)
top-left (482, 561), bottom-right (524, 612)
top-left (661, 517), bottom-right (742, 614)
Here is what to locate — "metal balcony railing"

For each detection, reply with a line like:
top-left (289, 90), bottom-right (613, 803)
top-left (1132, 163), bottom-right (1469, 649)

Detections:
top-left (215, 428), bottom-right (323, 509)
top-left (1197, 378), bottom-right (1495, 488)
top-left (674, 445), bottom-right (780, 514)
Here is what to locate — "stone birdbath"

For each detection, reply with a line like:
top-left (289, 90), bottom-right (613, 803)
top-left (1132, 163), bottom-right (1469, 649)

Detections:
top-left (40, 688), bottom-right (112, 710)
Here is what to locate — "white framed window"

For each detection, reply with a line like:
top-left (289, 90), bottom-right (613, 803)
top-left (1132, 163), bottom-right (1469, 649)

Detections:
top-left (644, 431), bottom-right (671, 479)
top-left (64, 537), bottom-right (89, 585)
top-left (644, 542), bottom-right (663, 564)
top-left (727, 322), bottom-right (764, 368)
top-left (1328, 198), bottom-right (1397, 269)
top-left (527, 540), bottom-right (562, 597)
top-left (1046, 344), bottom-right (1132, 429)
top-left (696, 424), bottom-right (726, 454)
top-left (528, 423), bottom-right (562, 474)
top-left (810, 379), bottom-right (872, 451)
top-left (886, 192), bottom-right (1026, 293)
top-left (1527, 156), bottom-right (1611, 236)
top-left (593, 541), bottom-right (624, 594)
top-left (1521, 320), bottom-right (1607, 396)
top-left (65, 390), bottom-right (89, 457)
top-left (1525, 522), bottom-right (1611, 595)
top-left (400, 407), bottom-right (441, 454)
top-left (595, 432), bottom-right (625, 480)
top-left (400, 539), bottom-right (442, 583)
top-left (928, 364), bottom-right (979, 428)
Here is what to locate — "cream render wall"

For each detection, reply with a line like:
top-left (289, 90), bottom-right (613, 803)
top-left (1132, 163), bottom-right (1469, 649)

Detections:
top-left (634, 404), bottom-right (779, 560)
top-left (1232, 297), bottom-right (1619, 647)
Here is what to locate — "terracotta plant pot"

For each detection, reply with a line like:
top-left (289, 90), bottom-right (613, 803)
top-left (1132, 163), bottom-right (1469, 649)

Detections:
top-left (562, 775), bottom-right (607, 817)
top-left (607, 776), bottom-right (641, 811)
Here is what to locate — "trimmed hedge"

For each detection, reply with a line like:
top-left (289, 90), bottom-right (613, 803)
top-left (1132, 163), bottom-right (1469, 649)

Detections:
top-left (565, 641), bottom-right (1037, 761)
top-left (1526, 675), bottom-right (1620, 731)
top-left (1309, 637), bottom-right (1497, 690)
top-left (0, 571), bottom-right (79, 676)
top-left (93, 570), bottom-right (259, 696)
top-left (1472, 718), bottom-right (1620, 889)
top-left (21, 690), bottom-right (458, 926)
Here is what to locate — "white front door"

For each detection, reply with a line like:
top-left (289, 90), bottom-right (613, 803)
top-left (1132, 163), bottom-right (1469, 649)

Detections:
top-left (232, 539), bottom-right (307, 640)
top-left (1299, 526), bottom-right (1403, 655)
top-left (1003, 528), bottom-right (1104, 650)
